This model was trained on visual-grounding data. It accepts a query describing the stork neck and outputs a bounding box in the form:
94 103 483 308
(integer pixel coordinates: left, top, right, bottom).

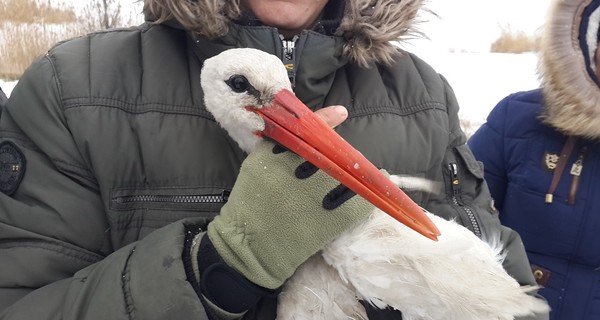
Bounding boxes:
280 34 299 88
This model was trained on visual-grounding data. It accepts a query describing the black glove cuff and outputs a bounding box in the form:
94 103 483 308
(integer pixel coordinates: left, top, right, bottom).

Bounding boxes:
196 235 276 314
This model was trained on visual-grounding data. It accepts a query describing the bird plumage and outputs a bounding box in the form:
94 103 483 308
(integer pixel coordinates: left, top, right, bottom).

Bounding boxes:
279 201 549 319
200 48 550 319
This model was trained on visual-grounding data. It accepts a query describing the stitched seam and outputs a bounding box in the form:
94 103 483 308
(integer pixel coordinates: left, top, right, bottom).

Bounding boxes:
63 97 212 114
52 158 95 177
65 103 215 120
0 131 38 150
44 53 67 110
0 131 92 177
0 240 104 263
112 185 231 192
0 132 95 184
108 213 218 226
347 101 446 119
122 246 137 320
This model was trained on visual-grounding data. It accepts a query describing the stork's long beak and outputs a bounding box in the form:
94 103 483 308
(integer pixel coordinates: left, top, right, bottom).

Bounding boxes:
251 89 440 241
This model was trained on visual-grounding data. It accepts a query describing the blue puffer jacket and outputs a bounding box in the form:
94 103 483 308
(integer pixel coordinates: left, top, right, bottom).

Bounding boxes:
469 88 600 319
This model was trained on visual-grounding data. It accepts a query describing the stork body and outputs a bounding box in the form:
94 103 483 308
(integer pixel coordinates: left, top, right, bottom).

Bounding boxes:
279 207 548 320
200 48 549 319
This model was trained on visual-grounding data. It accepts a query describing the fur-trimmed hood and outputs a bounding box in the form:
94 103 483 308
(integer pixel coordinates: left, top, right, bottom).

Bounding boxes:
539 0 600 138
143 0 426 67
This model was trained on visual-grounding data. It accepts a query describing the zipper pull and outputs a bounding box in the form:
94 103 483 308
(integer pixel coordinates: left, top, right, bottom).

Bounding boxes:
221 190 231 203
567 146 587 204
449 163 460 196
279 34 298 88
569 154 584 176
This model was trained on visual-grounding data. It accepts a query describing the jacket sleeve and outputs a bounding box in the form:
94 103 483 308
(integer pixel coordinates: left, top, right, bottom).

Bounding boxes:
426 77 548 320
467 97 510 211
0 56 209 319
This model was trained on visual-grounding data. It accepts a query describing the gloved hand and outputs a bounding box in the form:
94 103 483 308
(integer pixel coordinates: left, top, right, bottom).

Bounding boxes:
187 140 374 313
204 140 374 290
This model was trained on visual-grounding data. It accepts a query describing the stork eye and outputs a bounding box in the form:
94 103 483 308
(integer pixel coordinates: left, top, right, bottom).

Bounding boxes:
226 75 250 93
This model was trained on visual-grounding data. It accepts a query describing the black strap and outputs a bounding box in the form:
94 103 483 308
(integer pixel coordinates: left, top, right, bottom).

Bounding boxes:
197 236 276 314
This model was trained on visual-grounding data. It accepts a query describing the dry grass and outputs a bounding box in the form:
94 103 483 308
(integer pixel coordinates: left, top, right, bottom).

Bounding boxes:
0 23 81 80
0 0 80 79
0 0 76 24
460 118 484 139
490 25 539 53
0 0 142 80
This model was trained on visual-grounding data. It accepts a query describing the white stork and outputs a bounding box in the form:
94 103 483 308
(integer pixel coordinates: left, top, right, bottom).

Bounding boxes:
200 48 550 319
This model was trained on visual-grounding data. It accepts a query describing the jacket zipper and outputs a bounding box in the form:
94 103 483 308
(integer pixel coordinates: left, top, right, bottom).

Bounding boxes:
280 34 299 88
448 163 481 237
112 190 230 205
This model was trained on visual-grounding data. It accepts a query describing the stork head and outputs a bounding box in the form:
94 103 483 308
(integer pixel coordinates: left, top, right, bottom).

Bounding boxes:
201 48 440 241
201 48 291 152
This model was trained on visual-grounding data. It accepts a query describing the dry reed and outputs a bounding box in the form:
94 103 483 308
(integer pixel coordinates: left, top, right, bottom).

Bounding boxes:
0 23 81 80
490 25 540 53
0 0 141 80
0 0 76 24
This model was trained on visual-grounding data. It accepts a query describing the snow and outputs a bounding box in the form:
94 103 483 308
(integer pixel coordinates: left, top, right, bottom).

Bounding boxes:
0 80 17 98
419 0 549 53
414 51 540 130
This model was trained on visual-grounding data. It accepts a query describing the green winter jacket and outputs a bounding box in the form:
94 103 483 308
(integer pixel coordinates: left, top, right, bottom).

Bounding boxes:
0 7 542 320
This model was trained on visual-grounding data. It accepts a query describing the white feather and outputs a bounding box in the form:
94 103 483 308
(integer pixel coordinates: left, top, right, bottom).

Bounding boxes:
278 254 368 320
388 175 443 194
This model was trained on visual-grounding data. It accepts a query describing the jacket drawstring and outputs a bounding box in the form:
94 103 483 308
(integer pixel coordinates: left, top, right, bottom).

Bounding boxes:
545 136 578 203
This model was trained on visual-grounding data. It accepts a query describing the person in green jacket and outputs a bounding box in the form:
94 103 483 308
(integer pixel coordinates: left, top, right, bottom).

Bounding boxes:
0 0 547 319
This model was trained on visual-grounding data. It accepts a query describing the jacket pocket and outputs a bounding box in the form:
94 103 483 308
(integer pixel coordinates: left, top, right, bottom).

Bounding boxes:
455 144 485 179
107 186 229 249
110 187 229 211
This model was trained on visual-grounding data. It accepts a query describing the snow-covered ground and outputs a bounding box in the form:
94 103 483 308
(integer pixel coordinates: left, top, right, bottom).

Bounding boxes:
0 80 17 97
417 51 540 131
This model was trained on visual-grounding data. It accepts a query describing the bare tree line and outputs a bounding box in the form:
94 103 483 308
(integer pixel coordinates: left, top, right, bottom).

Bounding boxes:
81 0 143 33
0 0 143 79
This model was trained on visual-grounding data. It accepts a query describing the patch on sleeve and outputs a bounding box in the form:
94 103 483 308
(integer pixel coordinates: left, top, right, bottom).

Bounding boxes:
0 141 26 195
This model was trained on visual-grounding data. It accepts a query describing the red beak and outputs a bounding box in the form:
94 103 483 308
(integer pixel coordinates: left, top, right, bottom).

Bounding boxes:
251 89 440 241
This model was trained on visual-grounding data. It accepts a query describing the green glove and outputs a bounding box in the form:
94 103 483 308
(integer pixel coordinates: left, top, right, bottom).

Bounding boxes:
207 140 374 290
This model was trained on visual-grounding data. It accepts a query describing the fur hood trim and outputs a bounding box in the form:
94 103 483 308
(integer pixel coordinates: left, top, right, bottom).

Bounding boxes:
539 0 600 138
143 0 427 67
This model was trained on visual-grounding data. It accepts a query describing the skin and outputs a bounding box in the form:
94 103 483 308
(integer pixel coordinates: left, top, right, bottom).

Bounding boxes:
240 0 345 127
315 105 347 128
241 0 329 39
